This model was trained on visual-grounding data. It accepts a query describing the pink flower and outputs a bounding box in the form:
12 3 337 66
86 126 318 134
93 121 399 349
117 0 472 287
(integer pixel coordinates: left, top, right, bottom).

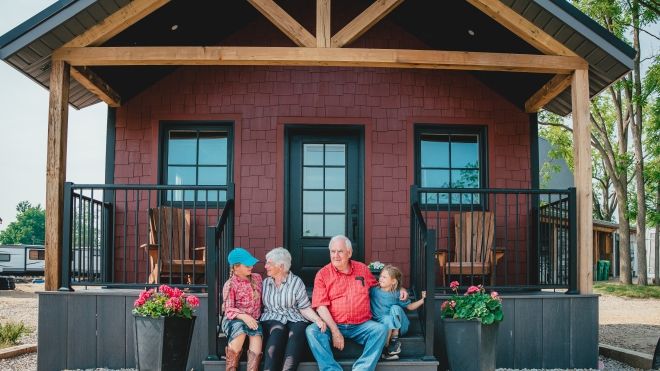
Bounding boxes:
165 297 183 312
450 281 459 290
490 291 499 299
134 297 146 307
441 301 448 310
159 284 173 297
186 295 200 307
450 300 456 308
466 285 480 295
171 287 184 298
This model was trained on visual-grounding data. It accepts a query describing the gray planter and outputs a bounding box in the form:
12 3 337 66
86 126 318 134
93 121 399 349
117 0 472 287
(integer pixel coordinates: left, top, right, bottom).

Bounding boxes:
134 315 196 371
443 319 499 371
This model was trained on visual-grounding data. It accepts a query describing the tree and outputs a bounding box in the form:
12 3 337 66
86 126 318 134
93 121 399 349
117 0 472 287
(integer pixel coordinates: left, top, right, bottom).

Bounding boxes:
0 201 45 245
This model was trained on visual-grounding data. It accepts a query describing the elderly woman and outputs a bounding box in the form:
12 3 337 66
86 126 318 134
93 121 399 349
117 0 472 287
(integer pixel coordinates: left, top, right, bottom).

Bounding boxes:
261 247 326 371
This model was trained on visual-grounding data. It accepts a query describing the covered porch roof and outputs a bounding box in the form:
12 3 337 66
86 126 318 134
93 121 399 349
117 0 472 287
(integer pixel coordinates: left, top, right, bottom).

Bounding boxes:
0 0 635 115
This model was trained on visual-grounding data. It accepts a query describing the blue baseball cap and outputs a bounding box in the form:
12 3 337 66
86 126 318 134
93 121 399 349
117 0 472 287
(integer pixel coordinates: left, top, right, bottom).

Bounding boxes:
228 247 259 267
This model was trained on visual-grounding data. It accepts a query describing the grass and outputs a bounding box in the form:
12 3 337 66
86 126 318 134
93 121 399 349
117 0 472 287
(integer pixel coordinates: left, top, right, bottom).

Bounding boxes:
594 281 660 299
0 321 31 349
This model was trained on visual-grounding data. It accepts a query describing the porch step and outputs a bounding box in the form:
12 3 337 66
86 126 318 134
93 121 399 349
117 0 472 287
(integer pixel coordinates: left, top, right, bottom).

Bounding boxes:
203 358 439 371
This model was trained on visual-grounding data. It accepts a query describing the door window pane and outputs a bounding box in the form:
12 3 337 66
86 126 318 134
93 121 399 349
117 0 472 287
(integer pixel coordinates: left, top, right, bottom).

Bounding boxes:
303 167 323 189
325 191 345 213
304 144 323 165
324 168 345 190
303 214 323 237
325 144 346 166
324 215 345 236
303 191 323 212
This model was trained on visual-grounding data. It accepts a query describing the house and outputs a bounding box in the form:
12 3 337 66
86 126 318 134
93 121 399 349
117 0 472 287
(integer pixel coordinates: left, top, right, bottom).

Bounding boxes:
0 0 635 370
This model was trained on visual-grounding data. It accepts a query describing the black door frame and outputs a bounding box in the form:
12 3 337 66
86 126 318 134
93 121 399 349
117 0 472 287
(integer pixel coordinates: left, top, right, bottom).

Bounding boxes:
283 124 365 275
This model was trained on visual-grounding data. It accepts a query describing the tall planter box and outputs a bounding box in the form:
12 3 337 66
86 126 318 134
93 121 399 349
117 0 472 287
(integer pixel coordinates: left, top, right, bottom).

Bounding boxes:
134 315 196 371
443 319 498 371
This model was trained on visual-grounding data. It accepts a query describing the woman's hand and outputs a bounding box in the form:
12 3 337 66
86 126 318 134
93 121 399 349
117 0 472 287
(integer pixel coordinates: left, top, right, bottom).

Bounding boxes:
331 329 345 350
315 319 327 333
239 314 259 330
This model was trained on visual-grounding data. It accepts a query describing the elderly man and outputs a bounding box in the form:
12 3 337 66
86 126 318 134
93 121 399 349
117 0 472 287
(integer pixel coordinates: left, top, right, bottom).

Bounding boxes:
306 235 405 371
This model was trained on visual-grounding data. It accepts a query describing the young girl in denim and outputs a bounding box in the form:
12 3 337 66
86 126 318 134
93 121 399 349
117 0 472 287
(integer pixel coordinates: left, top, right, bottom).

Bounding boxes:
222 247 263 371
369 264 426 360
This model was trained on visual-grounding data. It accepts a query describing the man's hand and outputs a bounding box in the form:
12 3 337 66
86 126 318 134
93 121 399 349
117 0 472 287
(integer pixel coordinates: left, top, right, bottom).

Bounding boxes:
399 287 409 301
239 314 259 330
331 329 345 350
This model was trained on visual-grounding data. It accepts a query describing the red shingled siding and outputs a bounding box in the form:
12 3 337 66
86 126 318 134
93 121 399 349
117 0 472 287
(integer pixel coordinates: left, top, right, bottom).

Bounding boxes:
113 17 530 281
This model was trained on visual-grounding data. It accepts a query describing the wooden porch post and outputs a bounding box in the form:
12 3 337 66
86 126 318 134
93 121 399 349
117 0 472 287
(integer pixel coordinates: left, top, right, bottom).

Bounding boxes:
571 69 593 293
44 60 70 291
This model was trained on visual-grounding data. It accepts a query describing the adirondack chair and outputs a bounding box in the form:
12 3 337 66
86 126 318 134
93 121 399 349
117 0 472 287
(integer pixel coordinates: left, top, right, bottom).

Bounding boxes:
142 206 206 284
436 211 505 286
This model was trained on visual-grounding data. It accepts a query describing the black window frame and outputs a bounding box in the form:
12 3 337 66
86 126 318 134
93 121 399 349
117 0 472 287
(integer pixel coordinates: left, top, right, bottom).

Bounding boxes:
414 124 488 209
159 121 233 207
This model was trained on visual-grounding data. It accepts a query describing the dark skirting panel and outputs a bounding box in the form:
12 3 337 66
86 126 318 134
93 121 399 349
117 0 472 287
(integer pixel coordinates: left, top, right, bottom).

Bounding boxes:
37 290 209 371
435 293 599 370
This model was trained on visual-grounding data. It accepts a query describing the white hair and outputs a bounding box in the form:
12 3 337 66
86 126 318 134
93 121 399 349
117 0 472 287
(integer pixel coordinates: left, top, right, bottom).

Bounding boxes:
328 235 353 253
265 247 292 272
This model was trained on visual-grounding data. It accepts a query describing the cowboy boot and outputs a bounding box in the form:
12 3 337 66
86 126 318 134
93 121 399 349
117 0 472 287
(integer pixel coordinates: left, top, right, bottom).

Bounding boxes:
225 346 242 371
247 349 263 371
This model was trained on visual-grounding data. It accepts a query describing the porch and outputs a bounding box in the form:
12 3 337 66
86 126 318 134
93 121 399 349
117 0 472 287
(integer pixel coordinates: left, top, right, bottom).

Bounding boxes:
38 183 597 370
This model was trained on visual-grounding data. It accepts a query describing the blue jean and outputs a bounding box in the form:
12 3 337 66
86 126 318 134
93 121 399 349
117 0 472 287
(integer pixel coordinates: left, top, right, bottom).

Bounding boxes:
305 320 387 371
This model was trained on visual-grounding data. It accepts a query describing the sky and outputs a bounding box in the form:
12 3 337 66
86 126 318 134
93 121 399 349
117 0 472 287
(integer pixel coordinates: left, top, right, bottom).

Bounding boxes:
0 1 657 232
0 1 107 231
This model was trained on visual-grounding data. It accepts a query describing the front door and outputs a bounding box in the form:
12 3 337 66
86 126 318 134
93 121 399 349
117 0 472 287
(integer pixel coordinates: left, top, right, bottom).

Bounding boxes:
286 127 363 284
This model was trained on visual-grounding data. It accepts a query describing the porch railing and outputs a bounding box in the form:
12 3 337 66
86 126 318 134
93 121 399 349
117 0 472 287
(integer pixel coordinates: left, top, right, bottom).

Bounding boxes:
410 189 436 360
411 186 577 292
61 182 233 290
205 185 234 361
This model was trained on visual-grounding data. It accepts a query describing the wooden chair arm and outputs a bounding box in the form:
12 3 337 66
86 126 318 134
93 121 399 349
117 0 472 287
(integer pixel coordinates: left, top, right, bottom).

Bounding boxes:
435 249 449 267
491 247 505 264
194 246 206 261
140 243 158 251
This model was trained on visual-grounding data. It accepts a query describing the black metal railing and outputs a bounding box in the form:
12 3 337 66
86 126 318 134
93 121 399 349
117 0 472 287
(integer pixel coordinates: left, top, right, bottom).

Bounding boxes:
411 186 577 292
206 184 235 361
61 182 233 290
410 187 436 359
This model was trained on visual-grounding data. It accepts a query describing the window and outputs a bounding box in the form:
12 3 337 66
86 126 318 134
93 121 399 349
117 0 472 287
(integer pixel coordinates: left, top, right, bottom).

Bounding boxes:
0 254 9 262
415 125 486 205
161 123 232 203
28 249 45 260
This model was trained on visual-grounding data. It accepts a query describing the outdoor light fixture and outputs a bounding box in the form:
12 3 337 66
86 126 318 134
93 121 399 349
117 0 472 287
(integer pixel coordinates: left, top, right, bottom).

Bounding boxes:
170 24 179 31
467 29 475 36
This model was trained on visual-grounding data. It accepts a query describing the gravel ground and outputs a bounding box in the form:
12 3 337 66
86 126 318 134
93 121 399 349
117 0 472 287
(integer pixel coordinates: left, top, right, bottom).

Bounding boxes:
0 284 657 370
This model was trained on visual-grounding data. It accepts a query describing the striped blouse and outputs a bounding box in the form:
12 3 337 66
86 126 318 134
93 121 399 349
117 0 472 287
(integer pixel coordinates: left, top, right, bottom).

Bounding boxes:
260 272 311 324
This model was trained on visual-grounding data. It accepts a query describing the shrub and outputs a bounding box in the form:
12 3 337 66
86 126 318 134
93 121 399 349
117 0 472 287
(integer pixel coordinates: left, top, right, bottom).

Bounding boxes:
440 281 503 325
0 321 30 347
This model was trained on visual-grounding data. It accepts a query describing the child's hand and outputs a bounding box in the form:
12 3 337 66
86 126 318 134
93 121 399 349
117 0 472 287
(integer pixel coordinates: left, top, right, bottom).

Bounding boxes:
421 291 426 299
242 315 259 330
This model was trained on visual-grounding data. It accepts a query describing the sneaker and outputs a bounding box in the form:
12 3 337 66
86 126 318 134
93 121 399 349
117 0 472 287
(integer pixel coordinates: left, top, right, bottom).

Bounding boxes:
387 337 402 355
381 352 399 361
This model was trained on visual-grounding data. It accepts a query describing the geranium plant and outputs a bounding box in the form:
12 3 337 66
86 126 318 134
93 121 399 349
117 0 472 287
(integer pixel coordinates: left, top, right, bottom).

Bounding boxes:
368 261 385 270
133 284 200 319
440 281 503 325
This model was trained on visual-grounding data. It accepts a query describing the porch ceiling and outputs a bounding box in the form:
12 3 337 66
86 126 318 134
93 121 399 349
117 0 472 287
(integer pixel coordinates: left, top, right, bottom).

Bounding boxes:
0 0 634 115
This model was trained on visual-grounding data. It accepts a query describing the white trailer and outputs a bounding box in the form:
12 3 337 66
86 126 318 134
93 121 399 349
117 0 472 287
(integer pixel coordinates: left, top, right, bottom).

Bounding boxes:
0 244 45 274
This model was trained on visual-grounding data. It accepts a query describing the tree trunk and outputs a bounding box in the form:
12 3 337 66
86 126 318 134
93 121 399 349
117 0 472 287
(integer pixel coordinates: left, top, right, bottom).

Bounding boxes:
631 0 647 285
655 185 659 285
616 188 632 284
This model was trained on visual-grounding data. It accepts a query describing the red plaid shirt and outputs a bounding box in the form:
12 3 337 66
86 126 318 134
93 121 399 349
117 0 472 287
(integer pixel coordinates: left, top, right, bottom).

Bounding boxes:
311 260 377 324
222 273 262 320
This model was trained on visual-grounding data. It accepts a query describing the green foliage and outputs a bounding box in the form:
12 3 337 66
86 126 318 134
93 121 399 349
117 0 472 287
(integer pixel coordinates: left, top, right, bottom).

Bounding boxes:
0 321 30 348
0 201 45 245
594 282 660 299
440 282 503 325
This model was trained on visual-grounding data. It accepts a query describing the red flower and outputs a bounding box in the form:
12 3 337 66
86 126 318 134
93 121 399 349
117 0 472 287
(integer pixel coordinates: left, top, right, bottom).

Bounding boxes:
165 297 183 312
466 285 480 295
159 284 173 297
171 287 184 298
186 295 200 307
450 281 459 290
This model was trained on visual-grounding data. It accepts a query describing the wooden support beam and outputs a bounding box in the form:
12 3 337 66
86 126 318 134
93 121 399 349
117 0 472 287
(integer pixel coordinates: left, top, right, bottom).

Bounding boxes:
331 0 404 48
64 0 170 47
70 66 121 107
571 69 593 294
317 0 331 47
247 0 316 48
45 60 70 291
53 46 588 73
465 0 577 57
525 74 572 112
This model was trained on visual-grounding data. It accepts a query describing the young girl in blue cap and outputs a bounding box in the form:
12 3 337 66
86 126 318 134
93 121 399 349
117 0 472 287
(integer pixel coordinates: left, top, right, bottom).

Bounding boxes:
222 247 263 371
